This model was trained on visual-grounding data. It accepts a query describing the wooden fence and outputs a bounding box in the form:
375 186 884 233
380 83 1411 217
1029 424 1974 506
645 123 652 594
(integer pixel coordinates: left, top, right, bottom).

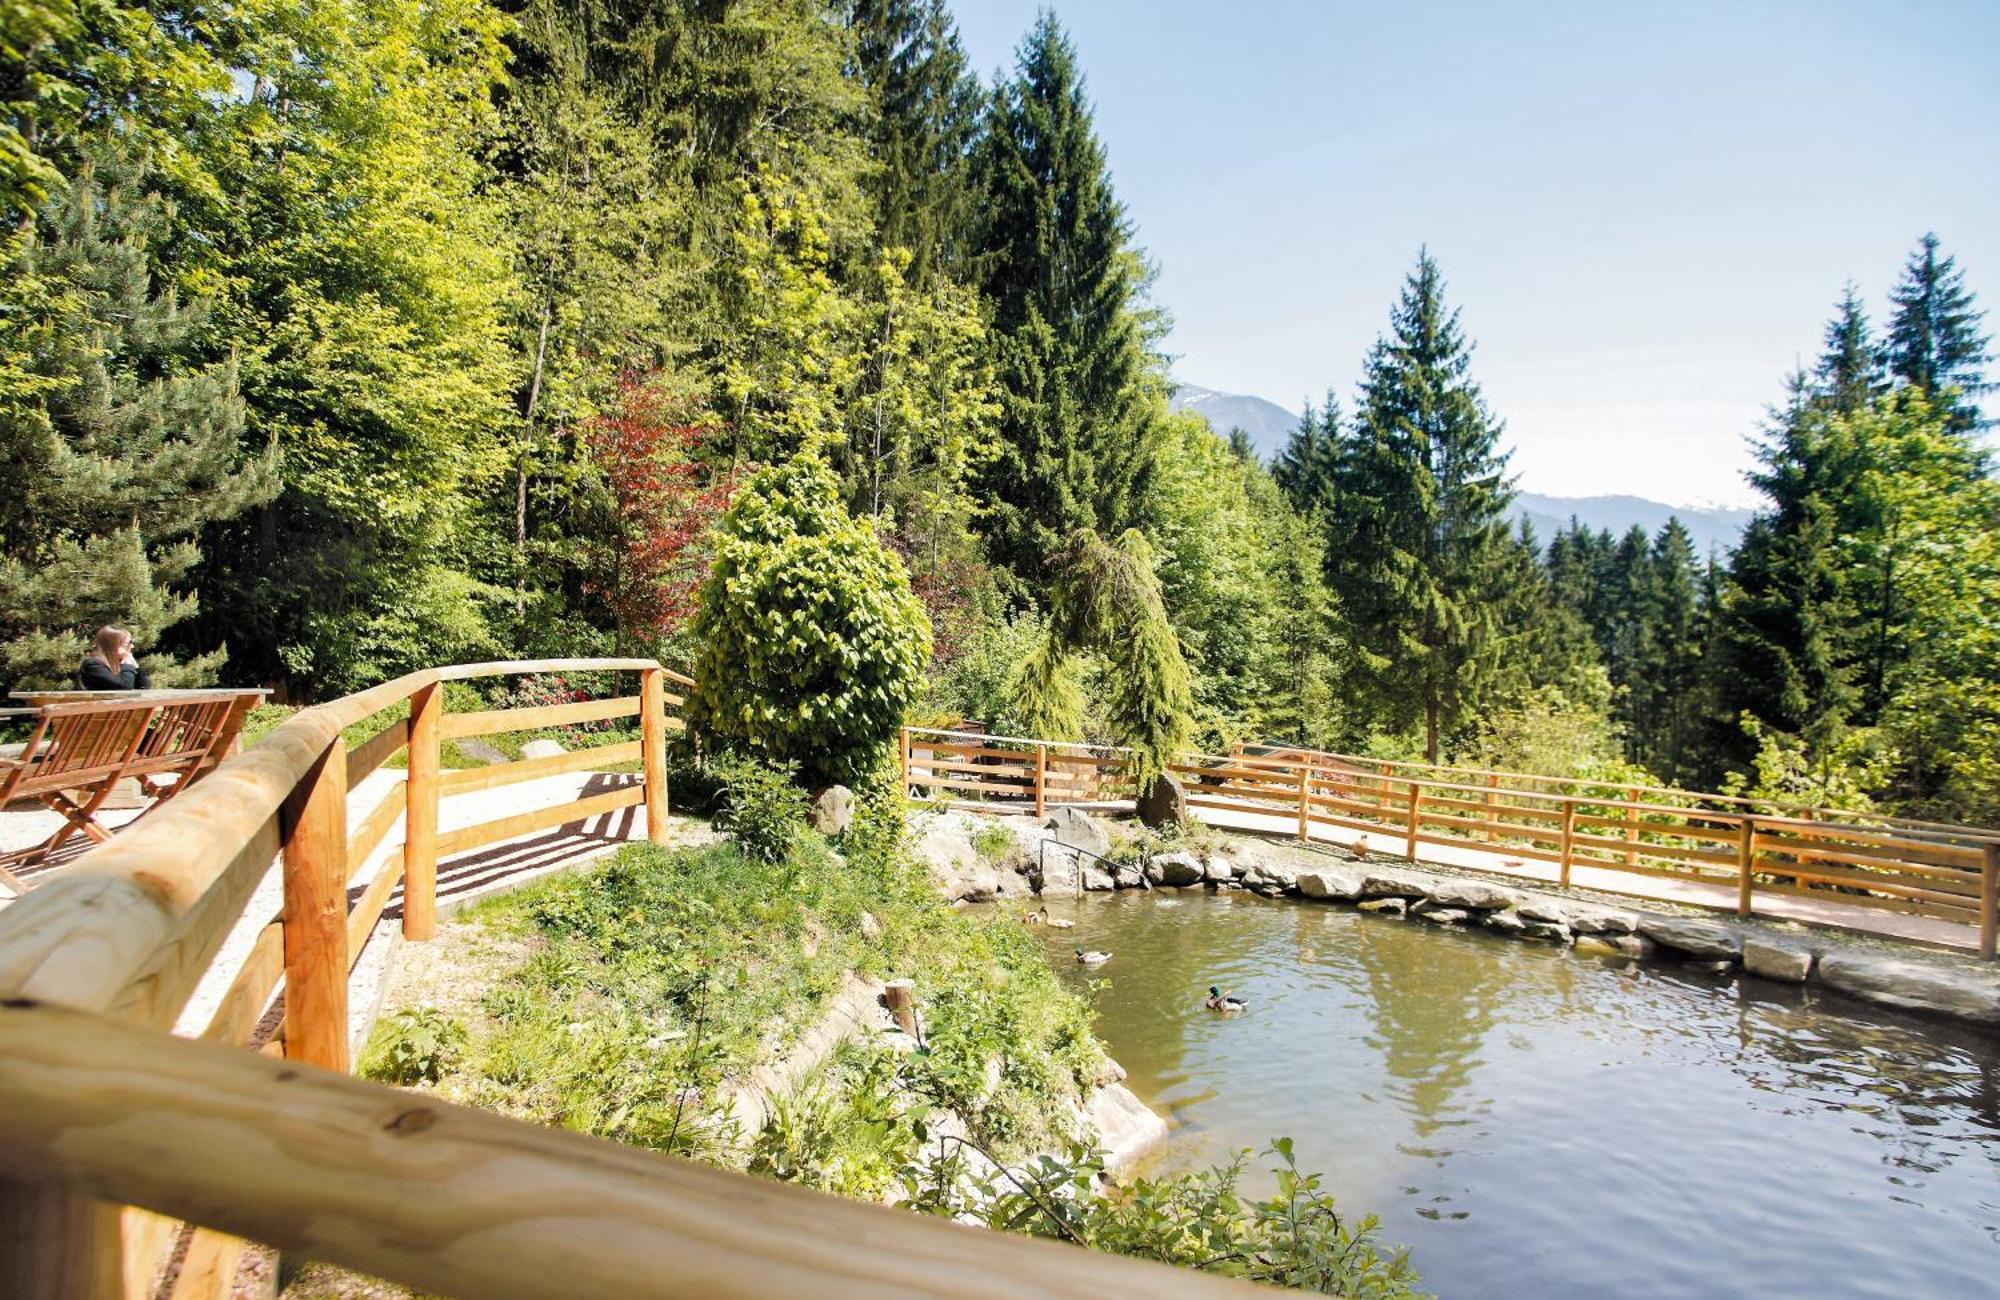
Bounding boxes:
0 662 1254 1300
900 727 2000 960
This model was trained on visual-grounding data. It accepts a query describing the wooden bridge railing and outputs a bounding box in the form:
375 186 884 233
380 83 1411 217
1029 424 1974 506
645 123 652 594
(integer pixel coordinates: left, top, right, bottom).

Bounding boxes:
900 727 2000 959
0 662 1255 1300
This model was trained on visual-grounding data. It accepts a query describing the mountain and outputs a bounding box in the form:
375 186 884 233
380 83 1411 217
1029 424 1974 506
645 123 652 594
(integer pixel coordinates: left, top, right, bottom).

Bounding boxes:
1513 493 1752 559
1168 381 1299 459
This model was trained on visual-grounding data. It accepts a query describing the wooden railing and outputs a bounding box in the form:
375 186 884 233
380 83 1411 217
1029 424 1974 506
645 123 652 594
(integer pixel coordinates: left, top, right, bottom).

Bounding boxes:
900 727 2000 959
0 662 1254 1300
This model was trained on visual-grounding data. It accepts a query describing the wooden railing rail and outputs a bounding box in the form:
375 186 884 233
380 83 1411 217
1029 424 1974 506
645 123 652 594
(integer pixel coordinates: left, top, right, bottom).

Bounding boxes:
900 727 2000 959
0 658 692 1298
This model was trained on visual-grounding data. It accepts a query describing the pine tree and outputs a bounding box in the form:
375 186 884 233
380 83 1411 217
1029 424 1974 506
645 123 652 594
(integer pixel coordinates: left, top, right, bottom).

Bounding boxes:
1272 394 1340 514
1641 518 1705 782
1330 250 1515 761
971 13 1164 581
1882 233 1989 429
0 155 277 690
1815 283 1878 413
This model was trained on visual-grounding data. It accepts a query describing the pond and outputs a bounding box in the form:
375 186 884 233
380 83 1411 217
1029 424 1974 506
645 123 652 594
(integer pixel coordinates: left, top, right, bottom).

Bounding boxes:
1029 890 2000 1299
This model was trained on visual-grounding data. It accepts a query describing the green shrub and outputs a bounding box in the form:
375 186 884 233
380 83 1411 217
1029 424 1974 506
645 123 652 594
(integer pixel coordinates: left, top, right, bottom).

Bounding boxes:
686 454 931 786
361 1007 468 1086
712 753 812 863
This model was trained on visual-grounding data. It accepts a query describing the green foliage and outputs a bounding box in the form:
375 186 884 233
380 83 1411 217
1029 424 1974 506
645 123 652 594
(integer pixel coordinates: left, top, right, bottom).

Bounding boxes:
749 1044 927 1200
361 1007 469 1086
688 454 932 786
711 752 812 864
1720 715 1898 814
904 1139 1424 1298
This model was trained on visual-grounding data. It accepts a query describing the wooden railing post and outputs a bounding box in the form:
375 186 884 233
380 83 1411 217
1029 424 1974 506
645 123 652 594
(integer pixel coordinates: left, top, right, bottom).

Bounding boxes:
1558 799 1577 888
1980 842 1996 961
1736 816 1756 918
1484 773 1499 842
1034 742 1047 818
1404 781 1421 862
281 738 351 1072
1295 758 1310 842
1380 762 1394 819
1624 787 1640 866
403 681 441 942
639 667 670 846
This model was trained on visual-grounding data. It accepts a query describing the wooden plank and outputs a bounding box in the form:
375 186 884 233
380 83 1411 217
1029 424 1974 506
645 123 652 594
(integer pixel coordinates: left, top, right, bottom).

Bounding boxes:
198 922 284 1046
1568 832 1740 868
905 757 1037 780
347 780 405 876
346 856 405 964
640 669 669 846
433 786 647 859
1034 744 1046 820
1558 802 1577 887
1750 859 1982 911
345 719 408 787
1985 844 1997 961
166 1227 248 1300
1573 812 1741 846
440 695 641 740
1751 835 1985 884
440 742 644 795
403 683 441 943
120 1206 179 1300
907 742 1040 763
279 743 349 1074
1756 879 1977 923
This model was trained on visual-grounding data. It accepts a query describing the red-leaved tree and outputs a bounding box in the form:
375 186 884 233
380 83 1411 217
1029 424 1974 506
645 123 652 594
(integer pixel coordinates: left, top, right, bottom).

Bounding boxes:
587 373 735 649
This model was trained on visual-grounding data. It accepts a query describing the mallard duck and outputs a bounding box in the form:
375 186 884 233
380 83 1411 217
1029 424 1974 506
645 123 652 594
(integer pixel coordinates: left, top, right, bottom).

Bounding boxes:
1043 909 1076 930
1205 985 1247 1013
1075 948 1112 966
1021 909 1044 924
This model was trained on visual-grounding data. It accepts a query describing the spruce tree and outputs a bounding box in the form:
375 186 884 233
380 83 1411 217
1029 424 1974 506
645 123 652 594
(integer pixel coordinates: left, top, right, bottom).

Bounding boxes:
0 155 276 690
1641 518 1705 782
1815 283 1878 413
1882 233 1989 429
1272 394 1340 514
1331 250 1515 761
971 13 1164 581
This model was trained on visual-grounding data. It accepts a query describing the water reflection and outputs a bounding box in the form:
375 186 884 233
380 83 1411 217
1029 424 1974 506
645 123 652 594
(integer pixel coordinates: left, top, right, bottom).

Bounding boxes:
1027 891 2000 1299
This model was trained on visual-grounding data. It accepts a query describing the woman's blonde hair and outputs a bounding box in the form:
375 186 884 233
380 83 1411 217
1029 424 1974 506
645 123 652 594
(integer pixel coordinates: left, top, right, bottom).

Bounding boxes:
92 625 132 663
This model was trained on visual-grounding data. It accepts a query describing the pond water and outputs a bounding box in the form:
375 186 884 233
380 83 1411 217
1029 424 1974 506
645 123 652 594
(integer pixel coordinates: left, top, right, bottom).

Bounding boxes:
1028 890 2000 1299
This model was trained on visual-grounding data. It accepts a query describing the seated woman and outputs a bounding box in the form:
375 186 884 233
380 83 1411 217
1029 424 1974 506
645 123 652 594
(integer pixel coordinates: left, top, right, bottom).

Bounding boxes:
77 626 152 691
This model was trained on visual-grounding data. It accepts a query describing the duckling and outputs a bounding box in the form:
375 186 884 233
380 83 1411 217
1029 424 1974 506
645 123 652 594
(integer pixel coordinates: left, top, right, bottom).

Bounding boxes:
1075 948 1113 967
1205 985 1247 1013
1020 908 1044 925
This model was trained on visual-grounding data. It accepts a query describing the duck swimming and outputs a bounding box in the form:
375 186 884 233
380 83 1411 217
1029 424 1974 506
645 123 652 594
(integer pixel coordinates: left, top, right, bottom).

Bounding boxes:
1204 985 1247 1013
1075 948 1112 966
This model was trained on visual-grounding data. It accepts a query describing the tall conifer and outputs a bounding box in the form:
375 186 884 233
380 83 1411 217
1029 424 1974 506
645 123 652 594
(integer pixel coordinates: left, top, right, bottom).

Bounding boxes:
1883 233 1989 429
1331 250 1514 761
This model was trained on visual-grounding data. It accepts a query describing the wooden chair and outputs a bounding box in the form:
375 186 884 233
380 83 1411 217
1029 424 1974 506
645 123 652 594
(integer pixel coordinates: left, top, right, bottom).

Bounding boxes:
0 697 160 887
127 694 241 803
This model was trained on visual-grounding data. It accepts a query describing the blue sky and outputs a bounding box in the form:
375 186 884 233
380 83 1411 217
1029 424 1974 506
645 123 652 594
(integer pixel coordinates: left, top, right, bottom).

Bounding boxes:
954 2 2000 507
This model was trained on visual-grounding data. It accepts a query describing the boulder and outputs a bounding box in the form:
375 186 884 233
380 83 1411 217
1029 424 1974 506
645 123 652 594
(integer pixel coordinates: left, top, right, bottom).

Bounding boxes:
1637 917 1742 961
1037 849 1081 896
1203 856 1236 884
1257 860 1301 891
1417 907 1469 926
1519 919 1573 944
1297 864 1365 901
1042 807 1112 860
1082 865 1116 892
809 785 853 837
1742 937 1813 983
1483 909 1528 936
859 911 882 940
1136 772 1190 829
519 738 566 761
1357 897 1407 917
1568 907 1639 936
954 868 1002 903
1426 879 1519 912
455 738 510 766
1515 898 1571 926
1577 933 1654 961
914 822 977 878
1114 864 1145 890
1816 952 2000 1025
1361 872 1429 899
1153 851 1205 887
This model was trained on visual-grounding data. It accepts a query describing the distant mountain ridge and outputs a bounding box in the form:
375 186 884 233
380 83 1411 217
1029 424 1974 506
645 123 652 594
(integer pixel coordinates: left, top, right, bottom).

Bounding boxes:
1169 379 1754 558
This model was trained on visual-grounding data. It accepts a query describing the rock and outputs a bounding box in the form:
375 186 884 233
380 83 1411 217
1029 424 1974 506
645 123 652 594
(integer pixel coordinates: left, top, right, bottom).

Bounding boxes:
1519 920 1573 944
1568 908 1639 936
1037 849 1081 896
809 785 853 837
1637 917 1742 961
1357 897 1407 917
1417 907 1469 926
913 821 999 902
1297 864 1365 901
1083 1082 1169 1174
958 868 1003 903
1742 937 1813 983
1426 879 1519 912
1816 952 2000 1025
1082 864 1116 892
1042 807 1111 859
1114 864 1145 890
1136 772 1190 829
1153 851 1204 887
859 911 882 940
1203 856 1235 884
1483 910 1528 936
1576 933 1654 960
1257 860 1301 891
519 738 566 761
454 737 510 765
1093 1056 1129 1086
1515 898 1571 926
1361 872 1429 899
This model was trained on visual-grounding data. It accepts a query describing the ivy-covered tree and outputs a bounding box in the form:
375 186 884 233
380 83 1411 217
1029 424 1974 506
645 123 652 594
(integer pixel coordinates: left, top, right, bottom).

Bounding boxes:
0 157 277 690
687 454 931 787
1330 250 1515 762
972 13 1165 581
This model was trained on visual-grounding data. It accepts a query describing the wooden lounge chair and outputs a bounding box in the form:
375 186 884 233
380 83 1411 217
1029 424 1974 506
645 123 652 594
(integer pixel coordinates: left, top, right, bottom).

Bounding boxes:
0 697 160 887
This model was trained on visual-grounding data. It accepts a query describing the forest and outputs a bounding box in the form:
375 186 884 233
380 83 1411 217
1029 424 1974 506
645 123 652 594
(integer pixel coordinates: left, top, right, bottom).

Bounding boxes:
1 0 1993 824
